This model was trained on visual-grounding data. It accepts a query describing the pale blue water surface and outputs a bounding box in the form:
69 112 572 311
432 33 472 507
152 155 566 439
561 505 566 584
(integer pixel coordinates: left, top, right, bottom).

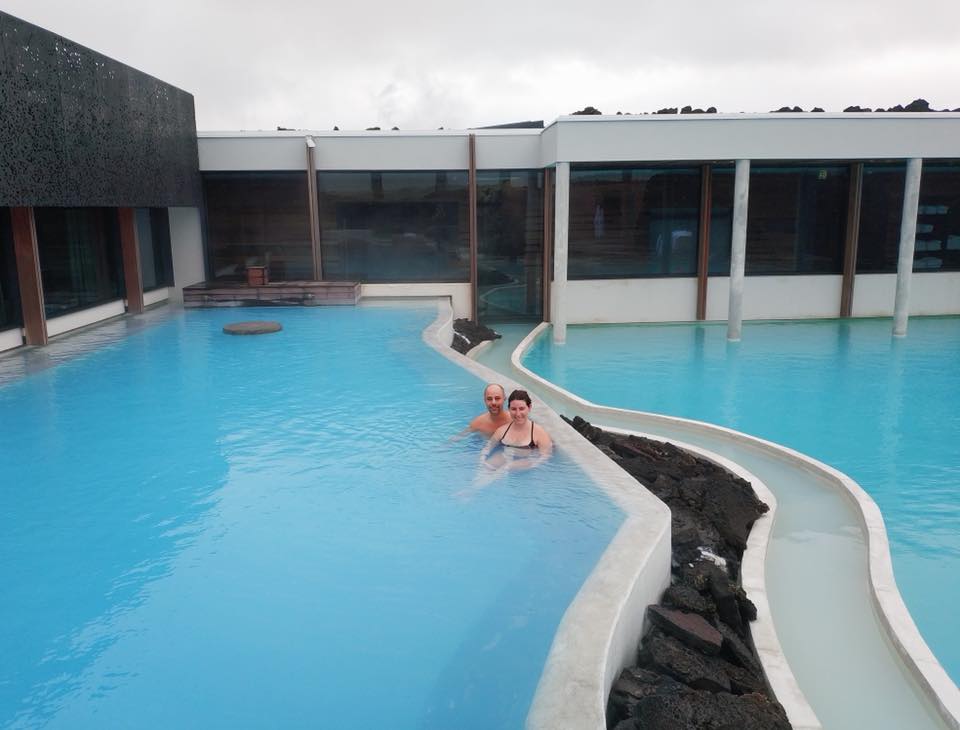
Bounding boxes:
0 305 622 729
524 317 960 685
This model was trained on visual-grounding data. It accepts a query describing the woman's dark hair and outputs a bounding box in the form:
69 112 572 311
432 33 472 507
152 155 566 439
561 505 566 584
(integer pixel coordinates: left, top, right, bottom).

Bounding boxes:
508 389 532 406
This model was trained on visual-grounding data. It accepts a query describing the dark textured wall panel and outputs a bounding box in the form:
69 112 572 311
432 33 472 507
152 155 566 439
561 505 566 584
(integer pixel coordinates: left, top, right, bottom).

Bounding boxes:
0 12 201 207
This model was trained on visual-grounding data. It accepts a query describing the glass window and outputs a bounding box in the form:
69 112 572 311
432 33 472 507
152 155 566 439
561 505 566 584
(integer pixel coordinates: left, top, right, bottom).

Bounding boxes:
35 207 123 318
318 171 469 283
203 172 313 282
857 163 905 273
745 164 848 275
708 165 734 275
477 170 544 322
568 166 701 279
0 208 22 331
137 208 174 291
915 162 960 272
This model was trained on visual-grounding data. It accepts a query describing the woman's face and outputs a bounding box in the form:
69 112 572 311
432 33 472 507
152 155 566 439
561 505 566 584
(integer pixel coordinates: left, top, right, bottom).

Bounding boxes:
509 398 530 423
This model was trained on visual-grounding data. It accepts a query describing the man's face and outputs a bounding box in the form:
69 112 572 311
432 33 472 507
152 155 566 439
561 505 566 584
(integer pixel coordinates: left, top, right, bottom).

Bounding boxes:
484 386 505 416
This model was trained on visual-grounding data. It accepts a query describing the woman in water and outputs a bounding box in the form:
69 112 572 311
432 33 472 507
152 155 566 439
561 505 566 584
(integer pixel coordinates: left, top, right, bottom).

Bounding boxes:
479 389 552 475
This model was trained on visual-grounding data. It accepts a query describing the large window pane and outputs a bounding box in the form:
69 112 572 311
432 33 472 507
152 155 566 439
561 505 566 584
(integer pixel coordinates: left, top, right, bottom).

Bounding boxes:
0 208 21 330
137 208 174 291
857 163 905 273
708 165 734 275
477 170 543 322
569 166 701 278
915 162 960 272
35 207 123 318
203 172 313 282
318 171 469 282
745 164 848 275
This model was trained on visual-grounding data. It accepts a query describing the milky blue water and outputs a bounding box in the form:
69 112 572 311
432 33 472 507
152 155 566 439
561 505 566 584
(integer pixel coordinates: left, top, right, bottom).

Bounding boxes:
0 305 622 729
524 317 960 685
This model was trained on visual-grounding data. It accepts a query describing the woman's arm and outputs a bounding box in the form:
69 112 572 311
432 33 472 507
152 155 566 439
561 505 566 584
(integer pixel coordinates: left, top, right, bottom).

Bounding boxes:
534 424 553 455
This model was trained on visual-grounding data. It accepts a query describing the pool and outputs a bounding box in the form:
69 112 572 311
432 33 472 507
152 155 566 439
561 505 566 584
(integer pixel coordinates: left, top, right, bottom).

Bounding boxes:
523 317 960 688
0 305 622 729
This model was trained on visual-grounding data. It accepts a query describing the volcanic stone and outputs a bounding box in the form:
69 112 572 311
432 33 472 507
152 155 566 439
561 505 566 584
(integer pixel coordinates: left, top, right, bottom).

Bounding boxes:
644 633 731 693
661 584 716 618
647 605 723 655
615 689 791 730
717 620 762 675
608 667 688 725
222 321 282 335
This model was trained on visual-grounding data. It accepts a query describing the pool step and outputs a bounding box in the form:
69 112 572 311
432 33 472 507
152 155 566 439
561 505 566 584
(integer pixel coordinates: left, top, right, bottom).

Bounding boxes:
183 281 361 308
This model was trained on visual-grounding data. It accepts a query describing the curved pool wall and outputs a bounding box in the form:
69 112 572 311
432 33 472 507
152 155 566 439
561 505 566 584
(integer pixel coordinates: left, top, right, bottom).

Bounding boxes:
511 322 960 730
423 301 672 730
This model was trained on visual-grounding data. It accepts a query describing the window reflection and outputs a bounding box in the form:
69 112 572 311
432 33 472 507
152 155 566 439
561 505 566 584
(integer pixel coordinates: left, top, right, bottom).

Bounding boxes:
569 166 701 279
745 164 848 275
857 163 905 273
915 162 960 272
0 208 21 330
709 166 734 275
203 172 313 282
136 208 174 291
35 207 123 318
318 171 469 282
477 170 544 322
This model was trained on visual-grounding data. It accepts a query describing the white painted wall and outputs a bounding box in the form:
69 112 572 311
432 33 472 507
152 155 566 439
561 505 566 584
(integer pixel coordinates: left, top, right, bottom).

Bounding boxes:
742 275 843 320
852 274 897 317
850 272 960 318
143 288 170 307
565 278 699 323
314 134 468 170
551 114 960 165
706 277 731 321
0 327 24 353
199 130 547 173
47 300 125 338
360 283 471 318
475 132 542 170
909 271 960 315
199 135 307 171
538 124 558 168
169 207 206 302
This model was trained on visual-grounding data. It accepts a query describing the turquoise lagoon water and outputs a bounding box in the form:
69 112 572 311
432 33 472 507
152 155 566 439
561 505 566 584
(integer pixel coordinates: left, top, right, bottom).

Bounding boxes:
523 317 960 685
0 306 622 729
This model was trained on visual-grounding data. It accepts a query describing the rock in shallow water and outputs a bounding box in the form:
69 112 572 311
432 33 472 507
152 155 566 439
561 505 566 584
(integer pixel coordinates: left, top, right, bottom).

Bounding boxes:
222 321 282 335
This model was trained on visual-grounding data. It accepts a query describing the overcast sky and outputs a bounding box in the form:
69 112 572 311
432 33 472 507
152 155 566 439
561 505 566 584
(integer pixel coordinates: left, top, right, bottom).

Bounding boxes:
4 0 959 131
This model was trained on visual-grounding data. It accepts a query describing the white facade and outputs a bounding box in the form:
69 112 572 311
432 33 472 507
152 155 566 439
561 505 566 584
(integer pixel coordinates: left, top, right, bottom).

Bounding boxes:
181 115 960 326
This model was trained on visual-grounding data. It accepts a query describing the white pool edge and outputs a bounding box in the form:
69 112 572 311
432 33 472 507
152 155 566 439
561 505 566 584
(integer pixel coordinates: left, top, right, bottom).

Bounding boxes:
512 322 960 730
422 301 672 730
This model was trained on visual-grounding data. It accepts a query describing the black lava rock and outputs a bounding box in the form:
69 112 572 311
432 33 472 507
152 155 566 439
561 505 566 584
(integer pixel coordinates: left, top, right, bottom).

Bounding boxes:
450 318 500 355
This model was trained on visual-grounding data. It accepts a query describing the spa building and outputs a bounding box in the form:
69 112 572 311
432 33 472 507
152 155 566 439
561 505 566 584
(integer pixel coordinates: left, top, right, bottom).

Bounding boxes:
2 12 959 355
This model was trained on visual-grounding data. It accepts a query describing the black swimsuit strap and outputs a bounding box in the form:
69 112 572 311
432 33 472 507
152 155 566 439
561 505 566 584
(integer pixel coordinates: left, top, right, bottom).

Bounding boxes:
499 421 513 444
529 420 536 448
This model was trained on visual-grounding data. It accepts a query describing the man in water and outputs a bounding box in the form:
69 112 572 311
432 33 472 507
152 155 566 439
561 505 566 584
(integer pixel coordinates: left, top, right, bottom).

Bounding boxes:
467 383 512 436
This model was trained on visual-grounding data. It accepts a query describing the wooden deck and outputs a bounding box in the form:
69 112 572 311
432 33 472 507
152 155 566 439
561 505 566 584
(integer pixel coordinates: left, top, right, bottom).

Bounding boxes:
183 280 361 308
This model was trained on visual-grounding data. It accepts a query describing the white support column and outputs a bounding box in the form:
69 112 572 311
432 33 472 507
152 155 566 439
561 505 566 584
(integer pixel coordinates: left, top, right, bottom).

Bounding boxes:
552 162 570 344
893 158 923 337
727 159 750 341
